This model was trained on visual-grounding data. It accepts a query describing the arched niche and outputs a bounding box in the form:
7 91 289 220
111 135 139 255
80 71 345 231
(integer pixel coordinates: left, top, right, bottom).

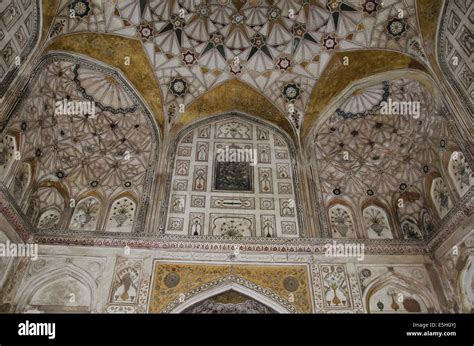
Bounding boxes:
69 196 102 232
448 151 473 197
34 186 66 230
105 195 137 233
15 265 97 313
393 187 425 238
182 290 278 314
164 113 301 238
400 217 423 240
37 208 62 231
430 177 453 218
368 283 429 313
25 276 92 313
364 275 437 313
327 202 357 239
3 53 160 234
362 205 393 239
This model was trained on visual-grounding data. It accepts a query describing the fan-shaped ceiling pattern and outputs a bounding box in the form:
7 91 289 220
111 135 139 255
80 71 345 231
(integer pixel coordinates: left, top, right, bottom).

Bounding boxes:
314 78 449 204
5 54 159 203
48 0 426 130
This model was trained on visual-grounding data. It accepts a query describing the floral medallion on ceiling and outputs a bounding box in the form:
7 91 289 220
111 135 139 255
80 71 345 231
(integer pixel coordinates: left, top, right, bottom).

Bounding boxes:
48 0 425 131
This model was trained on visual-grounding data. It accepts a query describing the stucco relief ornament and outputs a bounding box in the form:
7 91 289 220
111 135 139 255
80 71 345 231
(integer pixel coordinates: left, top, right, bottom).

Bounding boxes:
276 56 291 72
137 23 156 42
169 78 188 97
362 0 380 15
282 83 301 102
323 35 337 50
182 50 197 65
387 17 407 38
71 0 91 18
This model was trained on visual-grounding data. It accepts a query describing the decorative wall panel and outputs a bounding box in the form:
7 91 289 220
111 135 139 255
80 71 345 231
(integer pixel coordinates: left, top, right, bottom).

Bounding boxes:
165 116 300 238
0 0 41 96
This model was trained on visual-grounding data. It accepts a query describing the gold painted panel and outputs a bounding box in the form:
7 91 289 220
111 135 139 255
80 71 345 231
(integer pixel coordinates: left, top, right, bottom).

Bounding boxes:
149 262 312 313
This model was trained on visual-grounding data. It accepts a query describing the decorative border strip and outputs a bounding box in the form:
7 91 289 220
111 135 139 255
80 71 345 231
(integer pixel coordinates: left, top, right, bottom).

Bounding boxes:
2 184 471 255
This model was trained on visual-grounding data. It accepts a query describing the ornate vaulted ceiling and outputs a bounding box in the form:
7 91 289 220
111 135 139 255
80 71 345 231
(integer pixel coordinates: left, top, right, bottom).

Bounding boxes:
44 0 429 135
0 0 471 247
313 79 451 237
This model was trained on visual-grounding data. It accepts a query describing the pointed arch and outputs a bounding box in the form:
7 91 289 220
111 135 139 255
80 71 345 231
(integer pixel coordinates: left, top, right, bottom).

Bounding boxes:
163 112 302 238
448 151 473 197
171 79 295 142
69 195 103 232
327 200 358 239
400 217 423 240
15 263 98 313
45 33 164 129
34 185 66 229
364 272 438 313
104 192 138 233
3 52 161 234
169 281 293 314
430 177 453 218
362 202 394 239
302 56 431 143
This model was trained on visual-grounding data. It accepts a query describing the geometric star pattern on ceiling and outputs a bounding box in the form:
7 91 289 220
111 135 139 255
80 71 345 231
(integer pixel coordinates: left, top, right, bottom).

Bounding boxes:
7 56 156 203
49 0 425 131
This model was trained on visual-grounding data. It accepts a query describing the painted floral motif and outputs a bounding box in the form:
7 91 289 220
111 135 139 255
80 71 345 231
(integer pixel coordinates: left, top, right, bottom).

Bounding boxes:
363 206 392 239
69 197 101 231
71 0 91 18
